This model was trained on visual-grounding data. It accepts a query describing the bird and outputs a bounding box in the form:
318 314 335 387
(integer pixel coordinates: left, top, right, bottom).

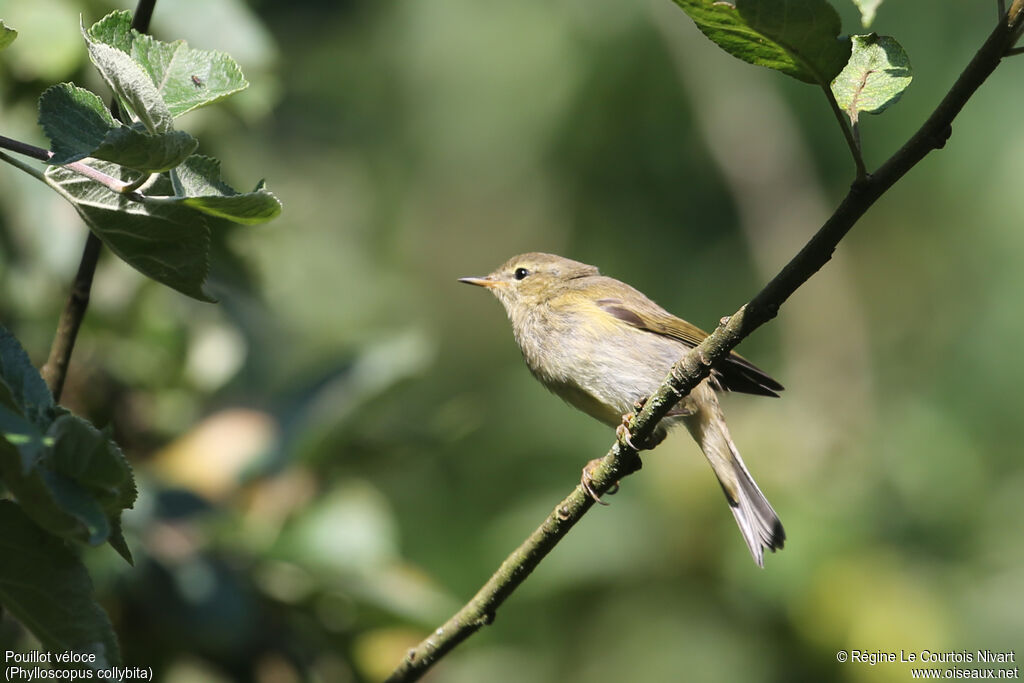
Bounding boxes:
460 252 785 567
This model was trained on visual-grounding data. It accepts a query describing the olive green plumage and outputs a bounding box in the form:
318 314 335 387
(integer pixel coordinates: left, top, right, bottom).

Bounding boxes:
461 252 785 567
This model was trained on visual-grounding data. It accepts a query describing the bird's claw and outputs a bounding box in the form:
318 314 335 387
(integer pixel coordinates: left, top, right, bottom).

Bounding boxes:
580 458 613 505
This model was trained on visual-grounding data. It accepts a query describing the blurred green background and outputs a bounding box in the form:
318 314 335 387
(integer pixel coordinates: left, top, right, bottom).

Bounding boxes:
1 0 1022 681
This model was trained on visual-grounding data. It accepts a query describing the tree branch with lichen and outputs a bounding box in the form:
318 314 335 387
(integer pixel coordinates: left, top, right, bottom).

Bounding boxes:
384 5 1024 682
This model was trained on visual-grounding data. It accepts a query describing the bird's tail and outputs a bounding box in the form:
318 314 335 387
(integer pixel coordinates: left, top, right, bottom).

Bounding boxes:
682 386 785 567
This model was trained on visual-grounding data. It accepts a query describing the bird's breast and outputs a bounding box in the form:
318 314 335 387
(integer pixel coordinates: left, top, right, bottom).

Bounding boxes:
510 306 685 426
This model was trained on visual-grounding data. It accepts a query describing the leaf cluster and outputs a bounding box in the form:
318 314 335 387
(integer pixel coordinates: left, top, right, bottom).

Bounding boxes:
0 326 131 670
36 10 281 301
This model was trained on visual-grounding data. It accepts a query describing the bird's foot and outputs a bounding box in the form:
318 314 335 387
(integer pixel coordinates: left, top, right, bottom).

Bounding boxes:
580 458 618 505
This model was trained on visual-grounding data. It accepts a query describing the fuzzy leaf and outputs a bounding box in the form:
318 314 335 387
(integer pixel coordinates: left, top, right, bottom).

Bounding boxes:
831 33 911 123
39 83 198 171
38 83 117 164
170 155 282 224
86 10 132 54
131 32 248 118
83 23 174 133
85 10 248 119
671 0 851 85
94 126 198 172
44 161 213 301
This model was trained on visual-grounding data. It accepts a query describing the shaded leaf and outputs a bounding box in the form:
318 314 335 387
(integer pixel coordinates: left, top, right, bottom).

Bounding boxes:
48 413 137 515
852 0 883 28
83 24 173 133
44 161 214 301
671 0 851 85
830 34 911 123
0 440 98 544
0 500 121 670
0 20 16 50
95 126 198 172
0 325 54 427
170 155 282 224
0 407 46 474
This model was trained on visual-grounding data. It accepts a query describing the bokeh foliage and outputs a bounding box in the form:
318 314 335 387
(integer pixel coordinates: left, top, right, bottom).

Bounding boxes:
1 0 1022 681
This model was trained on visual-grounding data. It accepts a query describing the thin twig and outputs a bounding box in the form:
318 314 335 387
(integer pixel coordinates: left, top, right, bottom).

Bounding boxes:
0 136 145 199
823 85 868 181
385 7 1024 682
40 0 159 401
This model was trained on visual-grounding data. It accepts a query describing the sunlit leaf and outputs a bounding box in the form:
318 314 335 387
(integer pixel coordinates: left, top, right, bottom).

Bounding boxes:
86 10 248 120
671 0 851 85
830 34 911 124
82 21 174 133
170 155 282 224
86 9 132 54
132 32 249 118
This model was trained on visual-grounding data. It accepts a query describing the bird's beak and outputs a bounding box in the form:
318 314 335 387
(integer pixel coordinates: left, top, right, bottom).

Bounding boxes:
458 276 500 288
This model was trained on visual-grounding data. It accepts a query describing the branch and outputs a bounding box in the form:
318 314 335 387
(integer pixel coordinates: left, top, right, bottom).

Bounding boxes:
39 0 158 401
385 7 1024 682
0 135 146 200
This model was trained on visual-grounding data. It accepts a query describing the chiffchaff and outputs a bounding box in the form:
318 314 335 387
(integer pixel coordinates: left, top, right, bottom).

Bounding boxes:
460 252 785 567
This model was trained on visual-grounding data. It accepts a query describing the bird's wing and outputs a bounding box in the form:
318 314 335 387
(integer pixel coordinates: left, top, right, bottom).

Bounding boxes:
595 297 784 398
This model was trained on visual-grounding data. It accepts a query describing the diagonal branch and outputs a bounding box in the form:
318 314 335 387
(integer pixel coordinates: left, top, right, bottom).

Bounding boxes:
384 5 1024 682
40 0 159 401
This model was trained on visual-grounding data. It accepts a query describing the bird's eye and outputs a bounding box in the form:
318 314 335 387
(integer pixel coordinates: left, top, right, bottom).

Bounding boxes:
513 267 530 281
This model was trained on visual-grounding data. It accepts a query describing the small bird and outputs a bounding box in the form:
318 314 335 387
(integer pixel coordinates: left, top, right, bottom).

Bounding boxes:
460 252 785 567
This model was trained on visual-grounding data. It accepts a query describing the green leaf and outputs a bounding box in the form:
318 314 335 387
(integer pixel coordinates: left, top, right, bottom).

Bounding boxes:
0 20 17 50
851 0 882 28
0 325 54 427
94 126 199 173
39 83 198 171
131 32 249 118
48 413 137 516
0 500 121 670
671 0 851 85
170 155 282 224
39 83 118 164
830 34 911 124
0 407 46 474
44 161 214 301
0 439 99 544
86 10 248 119
86 10 133 54
82 23 174 133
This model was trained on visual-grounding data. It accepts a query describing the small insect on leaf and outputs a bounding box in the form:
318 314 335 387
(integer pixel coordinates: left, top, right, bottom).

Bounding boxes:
191 75 204 88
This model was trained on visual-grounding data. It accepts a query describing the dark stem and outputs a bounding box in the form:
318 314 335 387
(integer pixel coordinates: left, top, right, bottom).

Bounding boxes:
40 0 158 401
41 235 102 400
384 7 1024 682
